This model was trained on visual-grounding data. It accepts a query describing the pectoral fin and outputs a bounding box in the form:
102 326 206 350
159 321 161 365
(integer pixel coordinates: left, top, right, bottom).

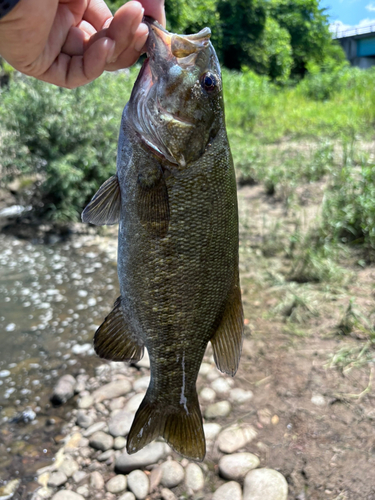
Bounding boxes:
211 271 244 376
136 166 170 237
81 175 121 225
94 297 144 362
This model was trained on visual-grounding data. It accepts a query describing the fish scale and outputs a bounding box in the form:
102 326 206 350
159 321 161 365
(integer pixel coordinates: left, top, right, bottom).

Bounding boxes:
82 18 243 460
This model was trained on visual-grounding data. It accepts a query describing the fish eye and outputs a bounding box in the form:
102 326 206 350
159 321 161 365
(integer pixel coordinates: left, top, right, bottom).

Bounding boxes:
201 72 218 93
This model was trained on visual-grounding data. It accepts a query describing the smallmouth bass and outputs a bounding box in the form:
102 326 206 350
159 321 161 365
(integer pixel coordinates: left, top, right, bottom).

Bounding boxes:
82 18 243 461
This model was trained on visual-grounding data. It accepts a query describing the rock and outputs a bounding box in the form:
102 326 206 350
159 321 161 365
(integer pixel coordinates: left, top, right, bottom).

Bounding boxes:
134 349 150 369
229 388 253 404
78 437 89 447
106 475 127 494
47 471 68 487
108 410 134 437
219 453 260 480
127 470 149 500
160 488 177 500
37 473 50 488
217 424 257 454
118 494 135 500
89 431 114 451
114 436 127 450
199 362 211 376
212 481 242 500
160 460 185 488
80 447 94 458
72 471 87 484
109 397 126 411
200 387 216 402
97 449 114 462
76 412 94 428
149 466 162 492
206 367 220 381
185 463 204 492
133 376 150 392
59 458 79 478
203 422 221 440
257 408 272 426
124 393 145 413
90 471 104 490
243 469 288 500
83 421 107 437
0 479 21 500
31 486 54 500
311 394 325 406
211 377 232 394
75 486 89 499
51 492 85 500
78 396 94 410
204 400 231 419
115 442 170 473
51 375 76 405
92 380 132 403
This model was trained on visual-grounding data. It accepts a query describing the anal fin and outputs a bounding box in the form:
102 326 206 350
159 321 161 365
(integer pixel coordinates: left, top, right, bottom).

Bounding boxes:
82 175 121 226
211 270 244 376
94 297 144 362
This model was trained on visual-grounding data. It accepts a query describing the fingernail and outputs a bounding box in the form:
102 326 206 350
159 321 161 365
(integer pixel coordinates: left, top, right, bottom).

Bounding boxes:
134 30 148 52
106 39 116 64
131 8 144 34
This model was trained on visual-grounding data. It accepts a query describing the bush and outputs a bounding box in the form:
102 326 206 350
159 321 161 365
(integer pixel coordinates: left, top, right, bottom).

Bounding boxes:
0 69 137 221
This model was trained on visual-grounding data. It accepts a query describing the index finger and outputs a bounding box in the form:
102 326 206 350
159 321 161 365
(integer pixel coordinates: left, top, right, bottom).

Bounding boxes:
139 0 165 27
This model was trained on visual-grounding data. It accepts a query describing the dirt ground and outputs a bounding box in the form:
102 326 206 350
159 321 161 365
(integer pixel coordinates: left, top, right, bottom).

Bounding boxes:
205 183 375 500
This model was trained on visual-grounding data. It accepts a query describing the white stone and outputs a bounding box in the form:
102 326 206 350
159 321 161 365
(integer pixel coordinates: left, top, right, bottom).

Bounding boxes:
199 363 211 376
92 380 132 403
219 453 260 480
115 442 170 473
217 424 257 454
200 387 216 402
108 410 134 437
106 475 127 494
114 436 127 450
160 460 185 488
203 423 222 440
118 494 135 500
206 367 220 381
204 400 231 419
78 396 94 409
127 470 149 500
160 488 177 500
133 376 150 392
125 393 145 413
90 471 104 490
51 492 85 500
83 421 107 437
211 377 232 394
212 481 242 500
58 458 79 478
89 431 113 451
135 350 150 369
47 472 67 487
229 388 253 404
243 468 288 500
185 463 204 492
311 394 325 406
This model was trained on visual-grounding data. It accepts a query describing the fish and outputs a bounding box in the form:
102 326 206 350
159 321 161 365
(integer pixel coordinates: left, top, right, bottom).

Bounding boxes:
81 17 244 461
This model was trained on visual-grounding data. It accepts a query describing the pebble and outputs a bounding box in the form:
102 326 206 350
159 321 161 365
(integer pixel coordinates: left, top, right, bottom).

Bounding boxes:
108 410 134 437
0 479 21 500
47 471 68 487
203 422 222 440
115 442 170 473
51 375 76 405
124 393 145 413
200 387 216 402
127 470 149 500
114 436 127 450
243 468 288 500
212 481 242 500
92 380 132 403
75 486 89 498
83 421 107 437
219 453 260 480
89 431 114 451
59 458 79 478
97 449 114 462
118 494 135 500
133 376 150 392
106 475 127 494
72 471 87 484
229 388 253 404
80 447 94 458
76 412 94 428
185 463 204 492
78 396 94 410
134 350 150 369
217 424 257 453
199 362 211 376
160 460 185 488
311 394 325 406
204 400 231 419
109 397 126 411
31 486 54 500
90 471 104 490
211 377 232 394
160 488 177 500
149 466 162 492
51 491 85 500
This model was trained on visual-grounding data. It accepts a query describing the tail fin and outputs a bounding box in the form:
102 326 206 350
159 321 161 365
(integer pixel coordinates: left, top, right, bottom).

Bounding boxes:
126 390 205 461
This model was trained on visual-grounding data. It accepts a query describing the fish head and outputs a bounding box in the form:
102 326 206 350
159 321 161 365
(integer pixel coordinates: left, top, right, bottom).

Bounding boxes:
128 17 223 167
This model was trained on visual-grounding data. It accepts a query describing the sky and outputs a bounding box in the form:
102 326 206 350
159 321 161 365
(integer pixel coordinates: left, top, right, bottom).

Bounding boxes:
320 0 375 33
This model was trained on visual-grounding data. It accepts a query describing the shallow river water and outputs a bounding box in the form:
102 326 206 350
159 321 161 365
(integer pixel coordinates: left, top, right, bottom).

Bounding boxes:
0 232 118 489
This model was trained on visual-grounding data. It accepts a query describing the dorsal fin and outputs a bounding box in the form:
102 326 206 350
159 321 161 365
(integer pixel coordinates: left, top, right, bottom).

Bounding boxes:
82 175 121 226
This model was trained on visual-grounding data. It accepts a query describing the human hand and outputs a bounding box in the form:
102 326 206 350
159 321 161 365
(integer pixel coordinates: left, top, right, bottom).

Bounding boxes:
0 0 165 89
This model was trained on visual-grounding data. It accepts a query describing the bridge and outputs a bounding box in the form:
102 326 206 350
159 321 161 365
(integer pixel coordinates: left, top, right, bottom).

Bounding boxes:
332 24 375 68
